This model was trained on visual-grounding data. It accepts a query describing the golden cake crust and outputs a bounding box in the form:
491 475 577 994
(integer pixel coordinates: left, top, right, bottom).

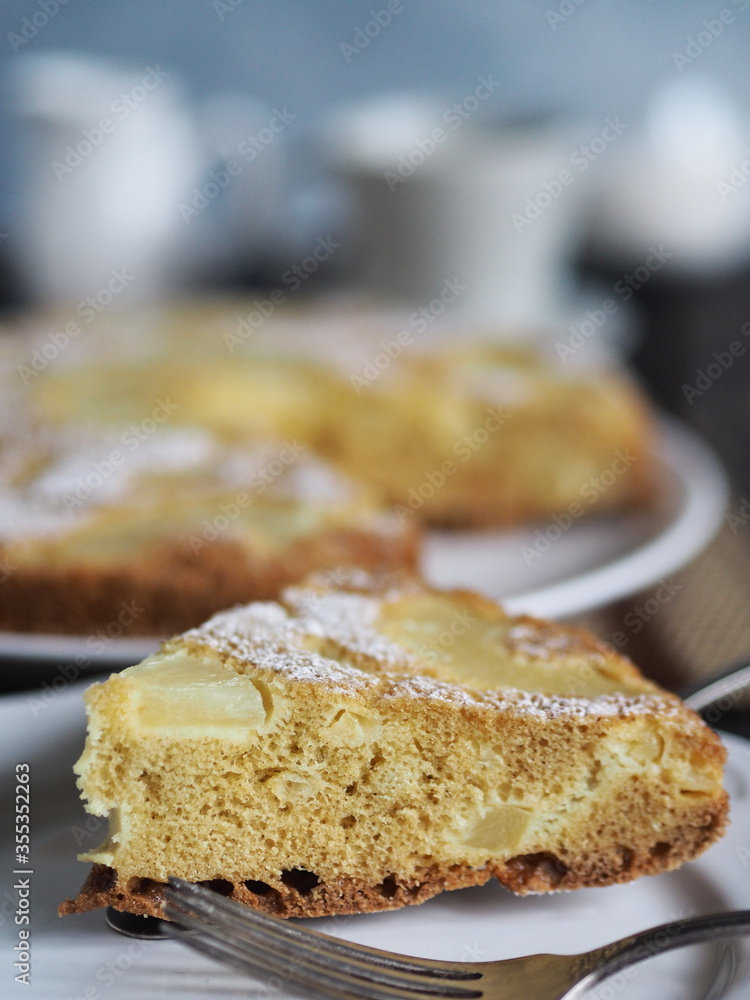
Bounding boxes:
0 528 418 637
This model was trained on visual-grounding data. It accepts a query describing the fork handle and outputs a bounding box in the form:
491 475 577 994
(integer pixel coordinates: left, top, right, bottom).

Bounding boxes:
578 910 750 988
683 659 750 713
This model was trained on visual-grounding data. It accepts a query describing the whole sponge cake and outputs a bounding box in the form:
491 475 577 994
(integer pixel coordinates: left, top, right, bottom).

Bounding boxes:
61 573 727 920
4 299 655 528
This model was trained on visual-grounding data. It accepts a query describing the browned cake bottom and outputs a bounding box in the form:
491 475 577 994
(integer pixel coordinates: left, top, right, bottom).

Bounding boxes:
1 528 418 638
60 800 727 921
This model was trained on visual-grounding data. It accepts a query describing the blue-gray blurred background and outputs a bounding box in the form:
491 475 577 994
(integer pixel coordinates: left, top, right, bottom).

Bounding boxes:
0 0 749 489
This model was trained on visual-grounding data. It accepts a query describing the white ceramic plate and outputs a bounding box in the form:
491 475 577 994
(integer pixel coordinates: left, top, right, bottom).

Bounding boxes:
0 416 728 668
0 682 748 999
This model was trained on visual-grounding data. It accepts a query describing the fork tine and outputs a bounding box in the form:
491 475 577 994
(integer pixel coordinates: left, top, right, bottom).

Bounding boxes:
168 923 363 1000
166 890 482 1000
165 879 481 982
166 905 484 1000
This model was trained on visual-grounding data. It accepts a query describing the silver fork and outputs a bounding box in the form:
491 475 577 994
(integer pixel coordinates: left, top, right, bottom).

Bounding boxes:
683 658 750 714
163 880 750 1000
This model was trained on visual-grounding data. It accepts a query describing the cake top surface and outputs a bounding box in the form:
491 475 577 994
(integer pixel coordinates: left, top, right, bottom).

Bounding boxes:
171 571 681 721
0 298 627 422
0 423 387 548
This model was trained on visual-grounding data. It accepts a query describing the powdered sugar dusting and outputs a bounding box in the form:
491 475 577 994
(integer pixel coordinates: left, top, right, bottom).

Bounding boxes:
0 424 390 544
0 425 215 542
276 462 355 506
464 367 536 408
507 624 598 660
177 600 375 693
178 577 680 720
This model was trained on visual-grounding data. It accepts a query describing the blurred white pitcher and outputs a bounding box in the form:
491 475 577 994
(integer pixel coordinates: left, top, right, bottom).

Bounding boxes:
7 53 286 304
325 95 587 332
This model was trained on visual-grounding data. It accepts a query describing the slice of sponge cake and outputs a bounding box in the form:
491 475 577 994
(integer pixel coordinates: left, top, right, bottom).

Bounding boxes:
61 573 727 919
